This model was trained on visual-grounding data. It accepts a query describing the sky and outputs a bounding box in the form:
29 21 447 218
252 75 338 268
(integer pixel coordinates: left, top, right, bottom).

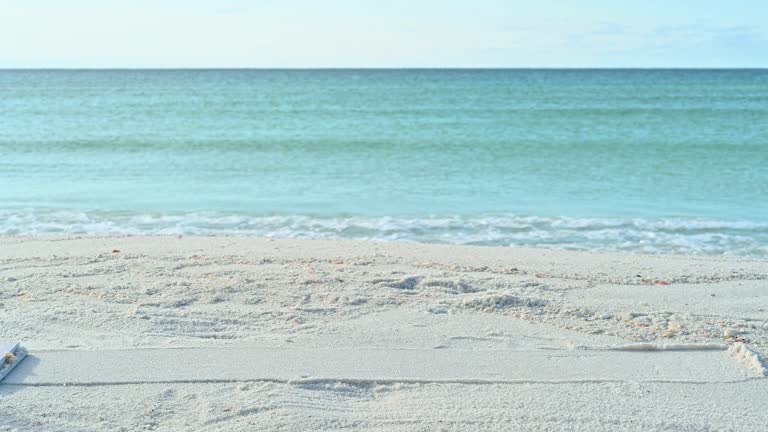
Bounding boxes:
0 0 766 68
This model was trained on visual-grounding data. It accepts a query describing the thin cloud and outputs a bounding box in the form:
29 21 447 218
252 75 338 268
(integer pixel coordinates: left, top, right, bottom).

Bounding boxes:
652 24 766 41
590 22 629 36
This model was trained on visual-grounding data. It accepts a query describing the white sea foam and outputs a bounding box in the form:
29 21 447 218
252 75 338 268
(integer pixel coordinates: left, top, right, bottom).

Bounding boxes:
1 210 767 257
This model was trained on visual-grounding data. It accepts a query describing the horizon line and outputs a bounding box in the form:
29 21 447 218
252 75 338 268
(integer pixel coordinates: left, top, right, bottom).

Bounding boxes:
2 67 767 71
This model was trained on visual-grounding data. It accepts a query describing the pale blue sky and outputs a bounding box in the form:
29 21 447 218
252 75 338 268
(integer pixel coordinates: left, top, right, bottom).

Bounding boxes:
1 0 766 68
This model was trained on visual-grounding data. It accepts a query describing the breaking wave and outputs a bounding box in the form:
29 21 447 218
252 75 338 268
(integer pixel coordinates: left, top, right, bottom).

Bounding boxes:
1 210 767 257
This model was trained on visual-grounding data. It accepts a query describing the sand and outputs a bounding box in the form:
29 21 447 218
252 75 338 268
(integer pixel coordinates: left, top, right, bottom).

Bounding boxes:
1 236 767 431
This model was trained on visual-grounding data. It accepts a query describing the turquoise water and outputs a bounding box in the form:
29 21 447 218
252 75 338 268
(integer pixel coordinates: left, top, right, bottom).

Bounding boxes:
1 69 767 256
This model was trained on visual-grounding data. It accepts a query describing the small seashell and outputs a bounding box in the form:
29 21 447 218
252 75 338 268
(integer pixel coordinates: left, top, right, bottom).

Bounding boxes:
662 323 682 338
632 317 652 327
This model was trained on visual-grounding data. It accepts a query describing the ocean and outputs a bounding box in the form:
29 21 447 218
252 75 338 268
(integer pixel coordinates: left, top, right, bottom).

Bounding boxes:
1 69 767 256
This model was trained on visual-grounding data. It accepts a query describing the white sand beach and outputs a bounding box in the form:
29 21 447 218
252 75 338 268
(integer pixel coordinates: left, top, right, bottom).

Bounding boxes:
1 236 767 431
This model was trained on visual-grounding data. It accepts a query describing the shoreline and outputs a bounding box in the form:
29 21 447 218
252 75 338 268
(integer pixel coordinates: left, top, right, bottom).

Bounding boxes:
4 232 767 260
3 210 766 258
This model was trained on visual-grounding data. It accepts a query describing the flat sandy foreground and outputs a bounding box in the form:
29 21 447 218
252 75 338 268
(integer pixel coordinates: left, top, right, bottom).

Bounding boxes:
1 236 767 431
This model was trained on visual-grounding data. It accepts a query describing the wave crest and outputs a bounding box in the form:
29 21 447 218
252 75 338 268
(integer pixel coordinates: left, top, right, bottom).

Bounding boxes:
1 210 766 257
